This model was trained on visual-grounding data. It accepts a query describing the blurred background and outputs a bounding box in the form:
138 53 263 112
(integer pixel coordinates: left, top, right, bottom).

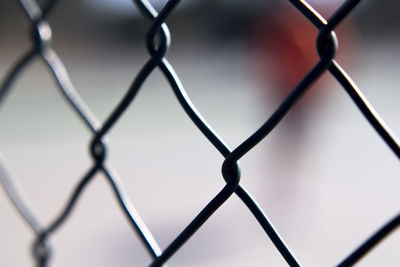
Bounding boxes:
0 0 399 266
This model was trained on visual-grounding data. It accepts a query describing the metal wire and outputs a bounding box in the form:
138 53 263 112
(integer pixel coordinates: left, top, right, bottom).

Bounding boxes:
0 0 398 266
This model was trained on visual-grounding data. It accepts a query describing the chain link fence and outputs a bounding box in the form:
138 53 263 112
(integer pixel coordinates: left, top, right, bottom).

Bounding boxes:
0 0 399 266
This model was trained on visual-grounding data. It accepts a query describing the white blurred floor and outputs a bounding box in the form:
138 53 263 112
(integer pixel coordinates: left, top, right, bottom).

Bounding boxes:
0 30 399 267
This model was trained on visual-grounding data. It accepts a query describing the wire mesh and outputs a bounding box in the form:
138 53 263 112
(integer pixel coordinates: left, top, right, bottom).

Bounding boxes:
0 0 399 266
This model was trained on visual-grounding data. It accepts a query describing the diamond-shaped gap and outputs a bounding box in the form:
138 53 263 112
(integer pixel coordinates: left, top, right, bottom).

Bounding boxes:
0 57 93 262
108 68 227 256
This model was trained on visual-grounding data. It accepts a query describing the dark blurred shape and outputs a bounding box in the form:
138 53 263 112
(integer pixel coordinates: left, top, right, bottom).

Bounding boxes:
245 1 357 148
